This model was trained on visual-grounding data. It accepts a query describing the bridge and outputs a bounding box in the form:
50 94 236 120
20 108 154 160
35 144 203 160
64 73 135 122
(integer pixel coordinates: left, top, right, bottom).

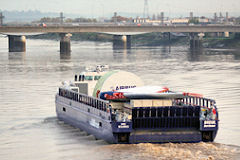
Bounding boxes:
1 25 240 33
1 25 240 52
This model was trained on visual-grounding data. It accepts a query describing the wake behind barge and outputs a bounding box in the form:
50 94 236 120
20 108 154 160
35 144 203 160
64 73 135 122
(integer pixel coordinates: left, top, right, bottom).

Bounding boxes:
55 66 218 143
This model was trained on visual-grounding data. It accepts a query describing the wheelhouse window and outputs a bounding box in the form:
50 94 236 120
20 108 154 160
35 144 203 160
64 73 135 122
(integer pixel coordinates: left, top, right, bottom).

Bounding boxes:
94 76 101 80
84 76 93 81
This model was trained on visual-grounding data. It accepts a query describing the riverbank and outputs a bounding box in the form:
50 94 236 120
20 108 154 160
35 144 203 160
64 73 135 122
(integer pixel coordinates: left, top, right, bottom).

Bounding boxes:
27 32 240 49
203 34 240 49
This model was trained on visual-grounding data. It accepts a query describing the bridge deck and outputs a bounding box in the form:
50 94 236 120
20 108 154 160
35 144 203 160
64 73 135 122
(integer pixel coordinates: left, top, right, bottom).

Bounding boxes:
0 25 240 34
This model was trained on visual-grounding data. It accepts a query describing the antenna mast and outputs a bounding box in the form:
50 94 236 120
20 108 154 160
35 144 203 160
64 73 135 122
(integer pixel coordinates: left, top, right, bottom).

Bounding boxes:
143 0 149 19
0 12 4 26
60 12 65 25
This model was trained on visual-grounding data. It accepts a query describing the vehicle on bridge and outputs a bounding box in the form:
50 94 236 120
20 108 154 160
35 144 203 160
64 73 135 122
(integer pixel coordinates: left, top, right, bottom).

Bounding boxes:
38 23 47 27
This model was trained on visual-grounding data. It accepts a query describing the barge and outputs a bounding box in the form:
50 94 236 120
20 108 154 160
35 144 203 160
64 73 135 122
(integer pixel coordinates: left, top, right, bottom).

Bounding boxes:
55 65 219 143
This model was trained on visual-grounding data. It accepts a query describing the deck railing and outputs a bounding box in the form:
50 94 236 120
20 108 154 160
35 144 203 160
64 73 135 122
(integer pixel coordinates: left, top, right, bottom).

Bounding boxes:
58 88 110 113
181 96 216 108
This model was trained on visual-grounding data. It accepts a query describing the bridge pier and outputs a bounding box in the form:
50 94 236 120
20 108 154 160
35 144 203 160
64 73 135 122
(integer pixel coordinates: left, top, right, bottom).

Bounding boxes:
127 35 131 49
113 35 131 49
60 33 71 53
189 33 203 50
163 32 171 42
168 32 171 41
8 35 26 52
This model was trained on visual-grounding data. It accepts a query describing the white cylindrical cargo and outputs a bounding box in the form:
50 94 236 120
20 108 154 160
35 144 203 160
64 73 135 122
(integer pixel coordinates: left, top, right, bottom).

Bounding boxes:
92 70 144 97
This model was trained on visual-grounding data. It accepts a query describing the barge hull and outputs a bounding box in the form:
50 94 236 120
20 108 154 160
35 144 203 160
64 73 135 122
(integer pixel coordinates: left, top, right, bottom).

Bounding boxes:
56 96 116 143
55 95 218 143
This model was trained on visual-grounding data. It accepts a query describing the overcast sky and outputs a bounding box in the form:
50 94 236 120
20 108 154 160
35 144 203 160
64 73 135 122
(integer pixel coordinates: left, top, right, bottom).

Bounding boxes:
1 0 240 17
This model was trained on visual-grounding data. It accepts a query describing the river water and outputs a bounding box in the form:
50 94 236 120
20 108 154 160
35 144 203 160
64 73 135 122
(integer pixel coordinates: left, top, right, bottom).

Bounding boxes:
0 37 240 160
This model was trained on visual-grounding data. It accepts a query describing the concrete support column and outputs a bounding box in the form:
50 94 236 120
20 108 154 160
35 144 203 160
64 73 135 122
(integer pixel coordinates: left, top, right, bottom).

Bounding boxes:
189 33 203 50
168 32 171 41
8 35 26 52
113 35 123 49
224 32 229 38
113 35 131 49
126 35 131 49
60 33 71 53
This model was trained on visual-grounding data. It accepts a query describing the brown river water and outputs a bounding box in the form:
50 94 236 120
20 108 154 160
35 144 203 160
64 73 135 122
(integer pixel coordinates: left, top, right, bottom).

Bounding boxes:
0 37 240 159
